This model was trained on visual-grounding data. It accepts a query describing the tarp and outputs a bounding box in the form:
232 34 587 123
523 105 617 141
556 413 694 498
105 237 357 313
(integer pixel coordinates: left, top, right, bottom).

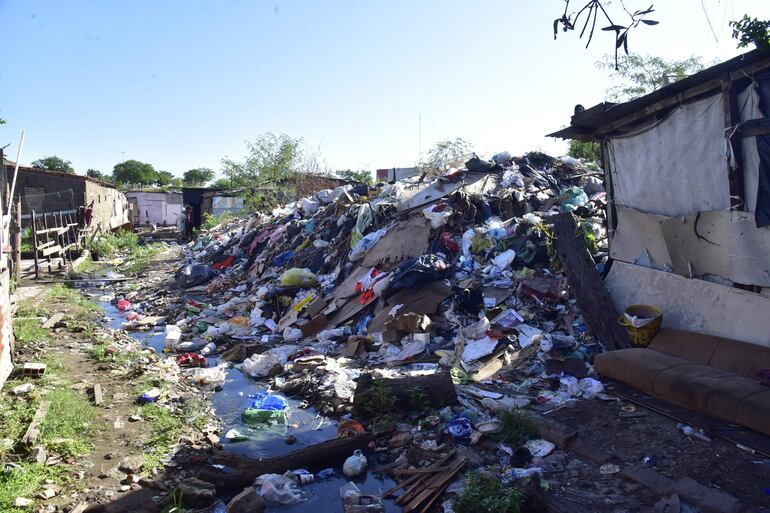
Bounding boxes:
606 94 730 216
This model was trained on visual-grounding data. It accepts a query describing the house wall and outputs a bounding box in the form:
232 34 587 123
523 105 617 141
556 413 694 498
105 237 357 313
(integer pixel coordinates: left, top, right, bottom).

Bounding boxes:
84 181 130 231
125 191 182 226
604 90 770 346
16 169 86 218
210 195 244 216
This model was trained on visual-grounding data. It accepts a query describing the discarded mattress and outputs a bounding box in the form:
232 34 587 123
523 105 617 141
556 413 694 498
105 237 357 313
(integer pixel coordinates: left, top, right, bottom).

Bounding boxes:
595 329 770 436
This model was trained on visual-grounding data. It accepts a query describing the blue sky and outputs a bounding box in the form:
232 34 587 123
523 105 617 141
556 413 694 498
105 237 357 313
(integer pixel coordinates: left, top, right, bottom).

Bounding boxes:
1 0 768 179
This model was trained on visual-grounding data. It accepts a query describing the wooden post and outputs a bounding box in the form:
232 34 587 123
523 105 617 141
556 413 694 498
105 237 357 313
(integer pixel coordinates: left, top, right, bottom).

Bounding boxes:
550 212 631 351
723 74 745 210
31 210 39 280
43 213 51 274
13 197 21 282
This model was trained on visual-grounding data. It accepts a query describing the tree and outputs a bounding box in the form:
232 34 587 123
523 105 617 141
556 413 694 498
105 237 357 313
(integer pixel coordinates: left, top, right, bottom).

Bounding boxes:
86 169 108 181
568 140 601 161
597 53 707 101
112 159 158 185
554 1 658 68
419 138 473 174
183 167 215 186
730 15 770 49
156 170 176 186
210 177 232 189
221 133 303 210
337 169 373 185
31 155 75 174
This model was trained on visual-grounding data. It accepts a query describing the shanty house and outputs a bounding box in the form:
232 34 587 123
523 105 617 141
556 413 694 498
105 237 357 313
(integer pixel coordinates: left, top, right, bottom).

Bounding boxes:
551 47 770 437
124 190 183 227
4 163 130 233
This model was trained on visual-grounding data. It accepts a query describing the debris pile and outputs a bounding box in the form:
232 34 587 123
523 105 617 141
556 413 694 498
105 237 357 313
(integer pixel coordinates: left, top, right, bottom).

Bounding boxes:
114 152 614 507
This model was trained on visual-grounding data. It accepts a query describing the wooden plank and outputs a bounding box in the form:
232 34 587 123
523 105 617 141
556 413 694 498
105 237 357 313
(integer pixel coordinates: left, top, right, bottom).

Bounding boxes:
22 401 51 444
36 240 56 251
385 452 455 498
93 384 103 406
742 117 770 137
41 312 65 329
723 75 745 210
404 456 467 513
42 245 62 257
32 211 39 280
550 212 631 350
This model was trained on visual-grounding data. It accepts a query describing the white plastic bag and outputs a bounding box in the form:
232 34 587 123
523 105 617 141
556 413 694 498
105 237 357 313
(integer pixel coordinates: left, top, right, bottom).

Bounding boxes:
349 229 387 261
283 327 303 342
254 473 307 504
578 377 605 399
243 353 282 378
493 249 516 269
189 364 227 389
343 449 368 477
422 204 452 229
165 325 182 347
298 197 320 216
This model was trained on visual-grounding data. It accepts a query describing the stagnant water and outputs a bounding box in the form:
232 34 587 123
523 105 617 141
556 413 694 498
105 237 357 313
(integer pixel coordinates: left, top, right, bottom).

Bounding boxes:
80 285 399 512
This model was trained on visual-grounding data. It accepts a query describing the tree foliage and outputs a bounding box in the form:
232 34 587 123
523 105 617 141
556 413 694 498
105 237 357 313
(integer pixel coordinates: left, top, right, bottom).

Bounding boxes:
221 133 303 211
730 15 770 49
337 169 373 185
112 159 158 185
554 1 658 68
210 177 233 189
568 140 601 161
419 138 473 174
31 155 75 174
597 53 707 101
182 167 214 185
156 170 177 186
86 169 109 181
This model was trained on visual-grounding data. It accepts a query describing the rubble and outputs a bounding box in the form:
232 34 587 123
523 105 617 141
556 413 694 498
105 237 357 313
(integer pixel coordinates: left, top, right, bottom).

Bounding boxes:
104 152 630 507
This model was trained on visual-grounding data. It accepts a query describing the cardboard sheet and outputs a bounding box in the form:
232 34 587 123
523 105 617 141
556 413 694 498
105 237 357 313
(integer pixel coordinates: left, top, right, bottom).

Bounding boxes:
612 206 770 287
367 281 452 334
362 217 431 267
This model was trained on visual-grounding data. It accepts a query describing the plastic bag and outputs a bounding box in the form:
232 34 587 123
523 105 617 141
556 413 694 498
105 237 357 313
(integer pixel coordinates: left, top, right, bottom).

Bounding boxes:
190 364 227 389
343 449 368 477
340 482 385 513
298 197 320 216
349 228 387 262
422 204 452 229
253 474 307 504
243 353 282 378
175 264 212 288
560 186 589 211
578 377 605 399
280 268 318 288
350 203 373 248
492 249 516 269
165 325 182 347
283 327 303 342
117 299 131 311
242 392 290 426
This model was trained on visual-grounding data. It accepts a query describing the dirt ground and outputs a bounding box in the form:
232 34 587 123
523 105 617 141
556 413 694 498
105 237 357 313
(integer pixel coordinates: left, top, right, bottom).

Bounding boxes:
546 398 770 512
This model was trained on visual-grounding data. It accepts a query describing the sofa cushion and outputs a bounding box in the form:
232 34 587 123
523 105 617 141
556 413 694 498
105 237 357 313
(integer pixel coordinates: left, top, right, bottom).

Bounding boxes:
708 338 770 381
594 348 698 395
653 365 731 414
647 329 721 364
735 389 770 436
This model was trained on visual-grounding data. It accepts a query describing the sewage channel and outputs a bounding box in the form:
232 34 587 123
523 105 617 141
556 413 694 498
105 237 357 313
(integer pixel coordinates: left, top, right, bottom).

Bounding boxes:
79 284 400 513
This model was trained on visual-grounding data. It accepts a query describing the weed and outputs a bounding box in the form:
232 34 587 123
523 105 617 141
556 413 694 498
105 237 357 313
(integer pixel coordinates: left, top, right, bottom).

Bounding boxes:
0 463 68 513
12 318 50 346
15 298 50 318
87 343 108 362
121 242 164 274
162 488 184 513
45 284 101 320
408 388 431 413
496 409 539 447
201 211 236 230
138 403 183 471
358 380 397 418
40 388 96 458
453 473 524 513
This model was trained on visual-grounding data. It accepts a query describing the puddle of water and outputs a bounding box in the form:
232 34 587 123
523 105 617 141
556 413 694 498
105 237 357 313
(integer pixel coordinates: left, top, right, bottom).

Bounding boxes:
85 289 399 511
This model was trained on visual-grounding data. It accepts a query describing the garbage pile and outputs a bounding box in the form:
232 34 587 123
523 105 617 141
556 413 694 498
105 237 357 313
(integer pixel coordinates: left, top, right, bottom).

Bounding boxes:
118 151 613 507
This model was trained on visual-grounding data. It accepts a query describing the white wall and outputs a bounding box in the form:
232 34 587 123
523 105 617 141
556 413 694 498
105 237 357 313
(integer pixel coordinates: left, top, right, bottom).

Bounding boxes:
125 191 182 226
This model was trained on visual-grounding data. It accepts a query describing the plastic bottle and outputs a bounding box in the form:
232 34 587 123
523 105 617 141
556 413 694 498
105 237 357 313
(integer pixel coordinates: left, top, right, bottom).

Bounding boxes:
510 467 544 480
199 342 217 356
677 423 711 442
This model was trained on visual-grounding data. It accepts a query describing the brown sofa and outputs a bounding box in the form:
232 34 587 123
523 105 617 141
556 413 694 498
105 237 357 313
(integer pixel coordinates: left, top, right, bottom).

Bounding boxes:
594 329 770 436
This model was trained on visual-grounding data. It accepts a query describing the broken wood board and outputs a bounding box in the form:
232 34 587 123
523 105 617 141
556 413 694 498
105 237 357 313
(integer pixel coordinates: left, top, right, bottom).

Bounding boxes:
41 313 65 329
367 281 452 334
93 384 103 406
606 260 770 348
353 372 457 417
22 401 51 444
611 206 770 287
362 216 430 267
551 212 630 350
198 433 375 494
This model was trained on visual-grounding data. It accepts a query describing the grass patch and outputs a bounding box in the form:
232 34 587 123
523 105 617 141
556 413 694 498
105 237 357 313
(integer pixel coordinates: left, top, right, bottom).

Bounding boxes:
87 343 109 362
12 318 50 346
496 410 539 447
72 258 98 276
15 298 50 318
453 473 524 513
45 284 101 320
0 463 69 513
121 243 164 274
40 388 97 458
201 211 236 230
88 229 163 274
138 403 184 471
